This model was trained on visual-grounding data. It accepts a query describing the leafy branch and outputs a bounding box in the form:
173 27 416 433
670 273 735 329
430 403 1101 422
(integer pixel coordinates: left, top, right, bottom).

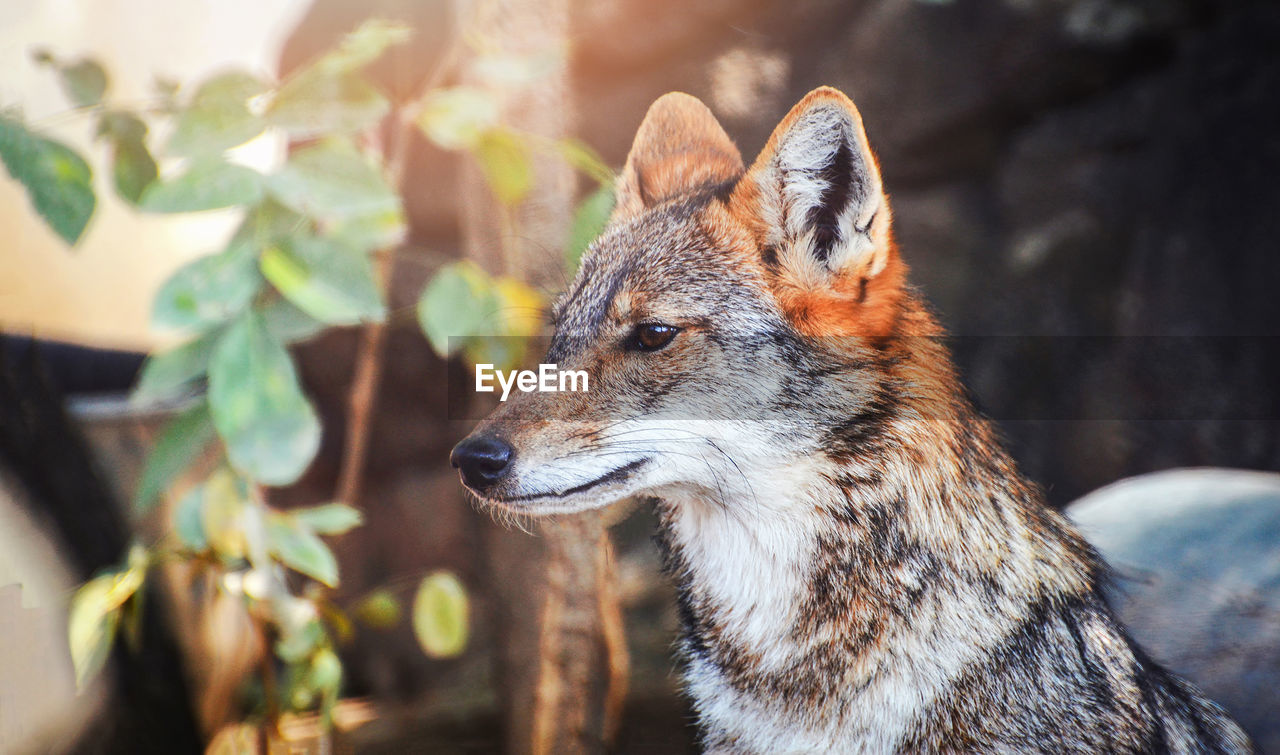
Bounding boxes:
1 15 617 743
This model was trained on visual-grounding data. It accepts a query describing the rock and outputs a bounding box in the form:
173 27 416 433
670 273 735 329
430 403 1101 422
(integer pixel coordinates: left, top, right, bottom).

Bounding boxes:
1068 468 1280 751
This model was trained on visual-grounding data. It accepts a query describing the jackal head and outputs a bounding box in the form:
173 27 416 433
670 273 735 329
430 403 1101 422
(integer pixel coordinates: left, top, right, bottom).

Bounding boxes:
452 87 930 515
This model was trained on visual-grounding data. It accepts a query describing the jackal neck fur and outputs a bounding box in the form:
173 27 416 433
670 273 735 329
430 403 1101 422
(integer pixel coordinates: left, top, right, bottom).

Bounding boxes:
651 309 1087 751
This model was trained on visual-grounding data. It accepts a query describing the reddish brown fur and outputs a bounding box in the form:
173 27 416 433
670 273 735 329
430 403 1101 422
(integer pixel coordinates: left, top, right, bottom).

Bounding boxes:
612 92 744 224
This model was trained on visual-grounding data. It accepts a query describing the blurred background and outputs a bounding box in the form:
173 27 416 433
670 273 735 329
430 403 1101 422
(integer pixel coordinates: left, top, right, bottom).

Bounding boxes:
1 0 1277 752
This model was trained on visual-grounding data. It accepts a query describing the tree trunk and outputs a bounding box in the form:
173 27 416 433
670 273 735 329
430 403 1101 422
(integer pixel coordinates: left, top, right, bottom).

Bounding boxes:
456 1 628 752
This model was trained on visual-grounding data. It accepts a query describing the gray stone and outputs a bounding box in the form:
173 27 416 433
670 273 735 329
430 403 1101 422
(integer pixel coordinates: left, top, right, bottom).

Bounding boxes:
1069 468 1280 752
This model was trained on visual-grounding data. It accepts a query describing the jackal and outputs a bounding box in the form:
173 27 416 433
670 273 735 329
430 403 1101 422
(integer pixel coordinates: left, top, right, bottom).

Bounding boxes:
450 87 1254 752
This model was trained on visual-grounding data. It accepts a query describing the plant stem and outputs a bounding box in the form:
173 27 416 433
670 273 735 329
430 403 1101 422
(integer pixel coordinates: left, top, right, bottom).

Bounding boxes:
597 530 630 742
258 620 280 736
333 113 413 507
334 33 463 507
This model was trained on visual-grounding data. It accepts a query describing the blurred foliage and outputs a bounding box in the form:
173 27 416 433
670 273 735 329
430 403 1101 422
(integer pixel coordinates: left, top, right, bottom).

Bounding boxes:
412 79 615 369
67 544 147 689
567 182 615 271
3 13 618 744
417 260 544 369
353 588 402 630
413 571 470 659
0 112 96 244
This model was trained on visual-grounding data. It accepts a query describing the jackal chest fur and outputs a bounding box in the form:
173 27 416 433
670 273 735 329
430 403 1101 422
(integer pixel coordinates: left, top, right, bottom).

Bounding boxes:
650 419 1088 752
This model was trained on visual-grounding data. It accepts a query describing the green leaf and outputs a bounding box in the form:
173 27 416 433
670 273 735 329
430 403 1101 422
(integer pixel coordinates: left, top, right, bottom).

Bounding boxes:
199 467 250 557
232 199 311 247
229 201 313 285
274 593 324 664
275 611 324 665
461 336 526 374
95 111 158 204
152 242 261 331
473 277 544 370
292 503 363 535
133 400 215 513
265 18 408 136
353 589 401 629
268 71 388 138
416 262 498 357
566 183 615 272
273 14 414 141
68 578 121 690
107 559 148 608
68 561 146 690
558 138 614 186
308 645 342 690
316 18 412 73
416 87 500 150
289 679 317 712
0 114 95 245
318 598 353 643
267 139 400 220
267 513 339 587
475 129 531 206
140 159 263 213
131 330 219 405
173 483 208 550
412 571 468 658
96 110 147 143
119 576 146 652
260 297 326 344
329 207 406 253
417 263 542 369
260 237 385 326
492 277 544 337
208 313 320 485
57 58 109 108
111 133 159 204
309 646 342 727
167 70 268 158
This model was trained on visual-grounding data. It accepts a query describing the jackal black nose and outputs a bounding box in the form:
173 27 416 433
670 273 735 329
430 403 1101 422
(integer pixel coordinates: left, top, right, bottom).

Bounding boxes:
451 434 514 491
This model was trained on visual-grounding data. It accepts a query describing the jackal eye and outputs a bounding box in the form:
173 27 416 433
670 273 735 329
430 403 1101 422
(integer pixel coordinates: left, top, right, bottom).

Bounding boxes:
628 323 680 352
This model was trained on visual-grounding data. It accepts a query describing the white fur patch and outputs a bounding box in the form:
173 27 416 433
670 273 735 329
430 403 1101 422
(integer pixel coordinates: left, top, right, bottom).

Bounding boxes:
675 489 1034 753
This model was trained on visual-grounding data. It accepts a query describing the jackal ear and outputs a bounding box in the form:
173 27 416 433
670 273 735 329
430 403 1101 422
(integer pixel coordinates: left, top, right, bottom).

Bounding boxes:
733 87 892 282
611 92 744 223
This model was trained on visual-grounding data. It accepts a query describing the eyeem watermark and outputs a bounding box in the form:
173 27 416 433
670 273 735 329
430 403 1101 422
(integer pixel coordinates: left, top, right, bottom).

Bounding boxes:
476 363 589 401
